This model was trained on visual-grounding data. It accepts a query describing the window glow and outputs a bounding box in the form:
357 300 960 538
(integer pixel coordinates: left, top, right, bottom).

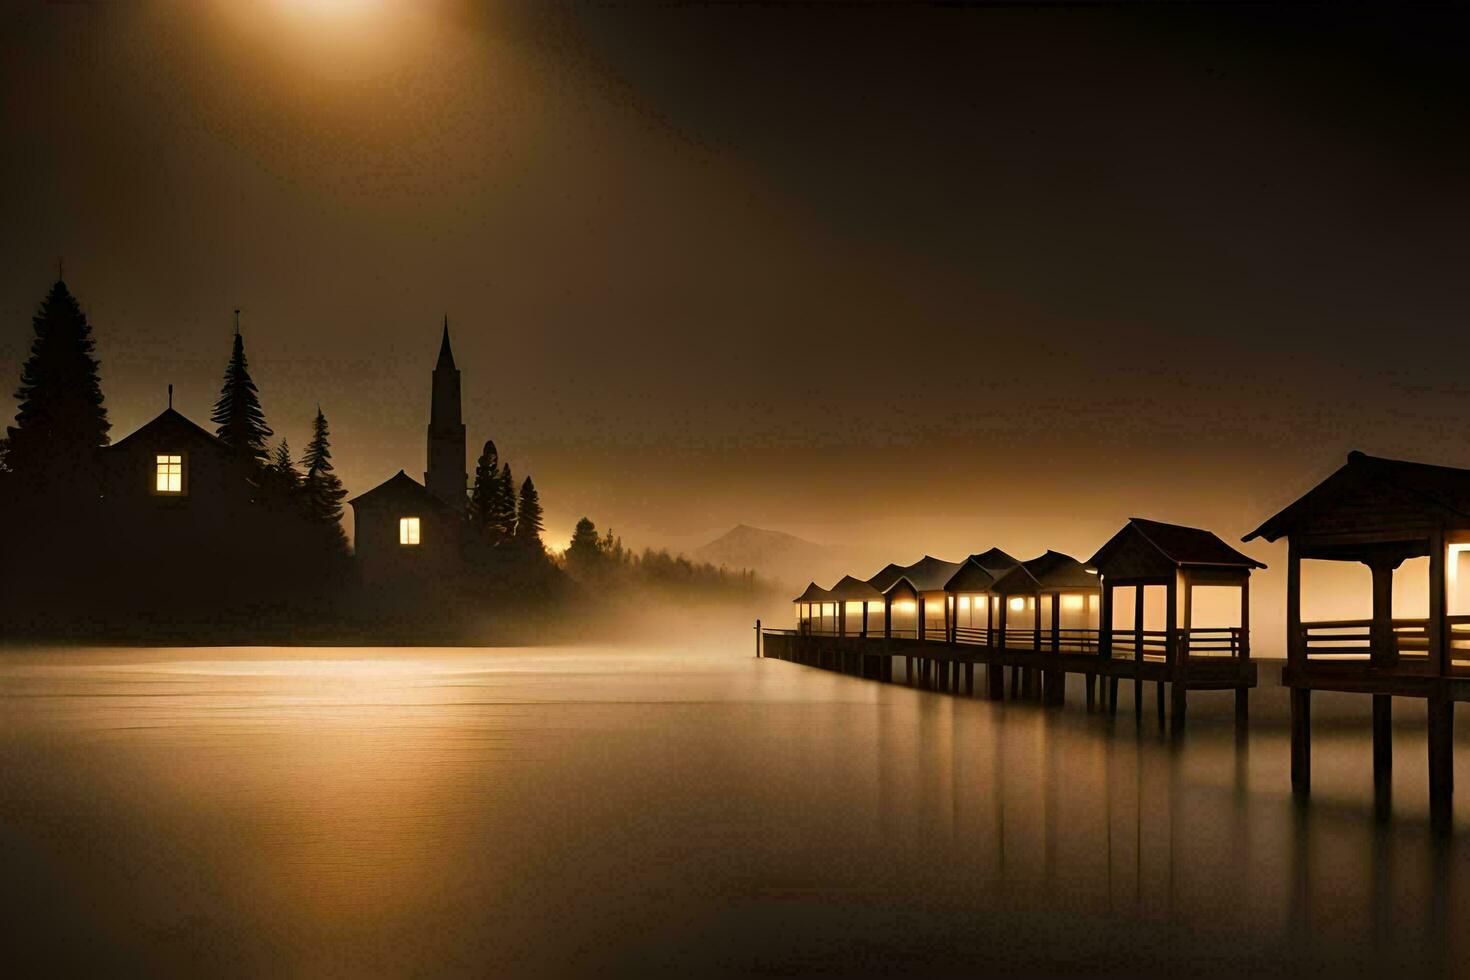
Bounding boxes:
1062 594 1085 611
893 600 916 613
1009 596 1026 612
958 596 971 611
399 516 421 545
155 454 182 493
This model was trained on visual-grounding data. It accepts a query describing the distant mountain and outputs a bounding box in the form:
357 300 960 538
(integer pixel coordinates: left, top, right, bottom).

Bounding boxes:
693 525 841 588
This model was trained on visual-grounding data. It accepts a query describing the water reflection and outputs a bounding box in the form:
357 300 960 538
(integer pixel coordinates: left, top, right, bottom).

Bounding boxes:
0 646 1464 976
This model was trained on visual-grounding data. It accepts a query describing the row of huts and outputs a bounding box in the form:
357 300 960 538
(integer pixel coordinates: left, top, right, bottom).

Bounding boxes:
792 517 1264 662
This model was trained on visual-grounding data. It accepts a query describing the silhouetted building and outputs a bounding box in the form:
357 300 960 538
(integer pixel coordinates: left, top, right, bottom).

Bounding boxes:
100 406 254 542
351 324 469 584
347 469 460 587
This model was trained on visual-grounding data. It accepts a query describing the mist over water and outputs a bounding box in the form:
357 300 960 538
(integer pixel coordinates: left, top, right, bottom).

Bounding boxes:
2 638 1466 977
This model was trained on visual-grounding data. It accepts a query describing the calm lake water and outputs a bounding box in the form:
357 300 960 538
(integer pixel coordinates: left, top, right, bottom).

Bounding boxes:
2 640 1468 977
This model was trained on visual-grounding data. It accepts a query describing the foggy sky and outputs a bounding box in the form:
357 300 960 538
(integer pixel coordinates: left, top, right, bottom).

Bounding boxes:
3 1 1468 613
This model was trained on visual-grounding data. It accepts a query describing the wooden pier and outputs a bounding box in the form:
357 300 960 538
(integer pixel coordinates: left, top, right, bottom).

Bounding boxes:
758 626 1256 730
773 519 1263 732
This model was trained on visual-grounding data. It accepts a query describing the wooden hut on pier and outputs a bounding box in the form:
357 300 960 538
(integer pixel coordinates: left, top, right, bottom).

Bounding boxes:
1244 450 1470 807
943 548 1019 645
828 575 884 637
869 556 965 640
1090 518 1264 725
987 551 1100 701
792 582 837 635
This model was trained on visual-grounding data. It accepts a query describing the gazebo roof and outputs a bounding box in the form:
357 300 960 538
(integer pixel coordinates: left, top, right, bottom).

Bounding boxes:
945 547 1020 592
1091 518 1265 572
1245 451 1470 543
992 550 1098 594
828 574 883 602
792 581 835 603
866 555 964 594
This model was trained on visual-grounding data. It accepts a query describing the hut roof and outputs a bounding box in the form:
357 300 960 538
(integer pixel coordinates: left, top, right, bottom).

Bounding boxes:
1091 518 1266 571
828 575 883 602
874 555 965 593
865 562 909 593
945 548 1020 593
792 581 835 603
1244 451 1470 543
992 550 1098 594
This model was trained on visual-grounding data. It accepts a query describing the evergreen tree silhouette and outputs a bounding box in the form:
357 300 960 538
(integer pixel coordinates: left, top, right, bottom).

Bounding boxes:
491 462 518 542
300 407 347 552
269 439 298 487
6 278 110 491
515 475 544 549
566 516 601 572
469 440 501 540
211 314 272 464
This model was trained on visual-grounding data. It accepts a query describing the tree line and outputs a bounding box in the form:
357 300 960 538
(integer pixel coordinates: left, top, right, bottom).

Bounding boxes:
563 516 760 597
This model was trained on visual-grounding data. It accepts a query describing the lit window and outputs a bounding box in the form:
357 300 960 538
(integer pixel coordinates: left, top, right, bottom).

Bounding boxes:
155 454 183 494
958 596 971 611
1009 596 1026 612
399 517 421 545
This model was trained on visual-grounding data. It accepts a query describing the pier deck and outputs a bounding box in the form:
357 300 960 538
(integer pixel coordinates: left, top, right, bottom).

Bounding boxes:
758 628 1255 727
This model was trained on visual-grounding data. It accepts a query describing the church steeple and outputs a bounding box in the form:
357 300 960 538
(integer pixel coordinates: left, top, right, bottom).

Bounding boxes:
426 317 467 509
436 315 455 370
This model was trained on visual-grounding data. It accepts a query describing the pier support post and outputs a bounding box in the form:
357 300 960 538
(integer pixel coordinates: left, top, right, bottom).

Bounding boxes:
1290 687 1311 794
988 665 1004 700
1085 673 1095 711
1428 696 1453 813
965 662 975 696
1171 679 1187 731
1156 680 1165 726
1372 695 1392 789
1109 677 1119 716
1234 687 1249 728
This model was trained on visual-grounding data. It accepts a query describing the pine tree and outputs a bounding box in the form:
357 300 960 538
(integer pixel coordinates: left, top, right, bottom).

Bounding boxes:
566 516 601 572
515 475 544 549
6 278 110 489
269 439 298 487
470 440 501 538
300 407 347 551
211 315 272 464
491 462 518 542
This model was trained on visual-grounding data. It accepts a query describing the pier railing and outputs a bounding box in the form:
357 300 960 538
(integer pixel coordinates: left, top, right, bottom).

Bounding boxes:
784 625 1244 662
1299 618 1429 665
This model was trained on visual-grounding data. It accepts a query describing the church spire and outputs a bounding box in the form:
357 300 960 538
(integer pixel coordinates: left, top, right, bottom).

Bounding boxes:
436 315 455 370
427 316 466 509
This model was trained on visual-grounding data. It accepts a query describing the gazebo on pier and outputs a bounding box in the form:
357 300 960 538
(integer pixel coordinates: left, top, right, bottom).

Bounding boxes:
792 582 837 635
989 551 1100 652
828 574 884 636
1244 450 1470 806
1090 517 1264 725
869 556 965 641
944 547 1019 645
988 551 1100 700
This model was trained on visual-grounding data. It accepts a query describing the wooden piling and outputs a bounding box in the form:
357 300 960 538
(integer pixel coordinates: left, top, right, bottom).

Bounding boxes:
1372 694 1391 787
1428 696 1453 808
1290 687 1311 793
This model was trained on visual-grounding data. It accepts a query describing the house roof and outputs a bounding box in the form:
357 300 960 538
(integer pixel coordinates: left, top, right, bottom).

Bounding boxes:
945 548 1020 593
792 581 835 603
1092 517 1266 570
347 469 445 509
104 407 228 454
864 562 909 593
868 555 964 593
992 550 1098 594
1244 450 1470 543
